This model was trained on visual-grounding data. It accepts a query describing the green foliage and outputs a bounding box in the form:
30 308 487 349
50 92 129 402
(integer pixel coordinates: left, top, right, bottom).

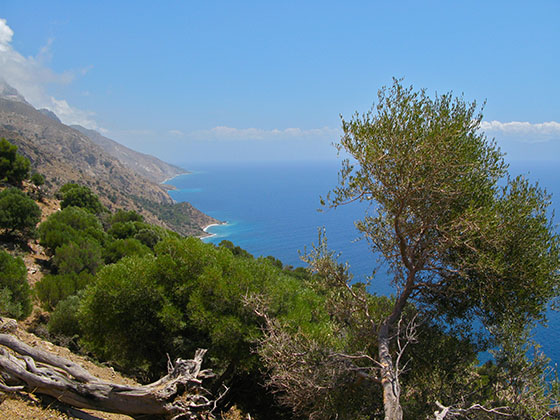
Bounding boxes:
38 206 106 253
48 295 82 337
437 176 560 329
35 272 92 311
130 195 202 234
59 183 106 214
134 227 162 249
0 187 41 238
78 256 169 374
108 221 138 239
30 172 45 187
328 80 560 338
0 250 31 319
106 211 174 249
219 240 254 258
110 209 143 224
0 138 30 185
0 287 27 320
103 238 152 264
259 80 560 418
53 238 103 275
77 236 325 384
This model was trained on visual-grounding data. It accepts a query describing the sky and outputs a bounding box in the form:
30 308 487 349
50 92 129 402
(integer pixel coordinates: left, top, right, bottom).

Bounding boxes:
1 1 559 165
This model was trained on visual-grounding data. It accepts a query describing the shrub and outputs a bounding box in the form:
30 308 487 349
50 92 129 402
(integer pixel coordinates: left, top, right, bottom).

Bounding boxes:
0 138 30 185
78 256 170 375
48 295 82 337
103 238 152 264
108 221 138 239
0 250 31 319
110 209 143 224
30 172 45 187
53 238 103 275
59 183 106 214
35 272 93 311
38 206 106 253
134 228 162 249
0 188 41 238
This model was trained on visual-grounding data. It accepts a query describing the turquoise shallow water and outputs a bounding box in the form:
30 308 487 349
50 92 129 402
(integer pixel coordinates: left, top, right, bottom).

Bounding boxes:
168 160 560 365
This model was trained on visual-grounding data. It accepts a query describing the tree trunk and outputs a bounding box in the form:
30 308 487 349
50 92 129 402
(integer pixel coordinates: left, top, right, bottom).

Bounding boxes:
0 333 218 420
378 323 403 420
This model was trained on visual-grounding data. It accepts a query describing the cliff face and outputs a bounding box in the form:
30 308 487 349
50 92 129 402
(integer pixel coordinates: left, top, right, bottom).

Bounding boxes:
0 88 217 236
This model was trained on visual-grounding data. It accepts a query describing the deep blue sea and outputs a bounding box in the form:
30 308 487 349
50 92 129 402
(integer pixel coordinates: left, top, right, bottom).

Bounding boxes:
168 160 560 366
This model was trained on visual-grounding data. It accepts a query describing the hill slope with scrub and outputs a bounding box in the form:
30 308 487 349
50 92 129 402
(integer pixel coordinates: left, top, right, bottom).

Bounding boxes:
0 82 215 236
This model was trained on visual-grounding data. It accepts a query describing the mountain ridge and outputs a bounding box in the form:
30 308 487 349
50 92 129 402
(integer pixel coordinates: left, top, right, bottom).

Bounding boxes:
0 84 217 236
70 124 188 185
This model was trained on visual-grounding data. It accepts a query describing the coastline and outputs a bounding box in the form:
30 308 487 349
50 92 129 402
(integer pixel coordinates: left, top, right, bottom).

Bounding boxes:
160 171 190 204
199 222 227 240
161 172 190 187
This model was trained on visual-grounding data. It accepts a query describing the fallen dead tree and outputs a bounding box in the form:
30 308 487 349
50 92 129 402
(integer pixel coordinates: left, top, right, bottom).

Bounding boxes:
0 331 220 420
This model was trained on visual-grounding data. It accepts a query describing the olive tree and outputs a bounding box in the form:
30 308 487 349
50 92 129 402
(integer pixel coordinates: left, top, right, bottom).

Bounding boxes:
307 80 560 419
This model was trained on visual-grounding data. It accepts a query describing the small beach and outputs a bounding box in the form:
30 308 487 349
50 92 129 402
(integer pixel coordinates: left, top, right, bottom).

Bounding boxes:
200 222 227 240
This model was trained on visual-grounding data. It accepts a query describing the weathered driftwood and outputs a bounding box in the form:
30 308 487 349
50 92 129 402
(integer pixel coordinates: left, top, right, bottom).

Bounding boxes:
0 332 218 420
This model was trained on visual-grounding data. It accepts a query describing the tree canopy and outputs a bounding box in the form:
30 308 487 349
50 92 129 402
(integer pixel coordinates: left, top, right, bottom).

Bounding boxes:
259 80 560 420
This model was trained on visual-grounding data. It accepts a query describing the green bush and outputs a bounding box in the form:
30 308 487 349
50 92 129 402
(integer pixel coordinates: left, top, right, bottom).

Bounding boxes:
53 238 103 275
0 188 41 238
108 221 138 239
0 138 30 185
0 250 31 319
78 256 170 374
134 228 162 249
48 295 82 337
38 206 106 253
110 209 143 224
103 238 152 264
59 183 106 214
30 172 45 187
79 237 324 377
35 272 93 311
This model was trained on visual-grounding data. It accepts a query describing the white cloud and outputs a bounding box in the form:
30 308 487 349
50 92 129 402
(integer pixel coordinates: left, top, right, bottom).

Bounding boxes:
0 18 98 129
191 125 340 141
168 129 184 136
481 120 560 143
0 18 14 51
49 97 97 128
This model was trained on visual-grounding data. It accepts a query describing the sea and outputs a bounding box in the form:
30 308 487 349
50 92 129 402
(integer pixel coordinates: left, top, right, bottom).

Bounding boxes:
167 160 560 366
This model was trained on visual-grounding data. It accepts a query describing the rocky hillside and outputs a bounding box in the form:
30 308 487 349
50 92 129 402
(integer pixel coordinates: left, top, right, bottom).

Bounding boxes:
70 125 186 185
0 83 217 236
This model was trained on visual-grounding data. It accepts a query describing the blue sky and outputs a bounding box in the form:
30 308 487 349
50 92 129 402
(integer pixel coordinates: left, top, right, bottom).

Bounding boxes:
1 1 559 164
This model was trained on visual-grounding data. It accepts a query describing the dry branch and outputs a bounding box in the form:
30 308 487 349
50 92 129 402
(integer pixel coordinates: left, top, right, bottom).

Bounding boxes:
0 332 219 420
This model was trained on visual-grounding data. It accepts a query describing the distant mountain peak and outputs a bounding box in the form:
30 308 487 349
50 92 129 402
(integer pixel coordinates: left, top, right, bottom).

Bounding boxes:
0 79 27 104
